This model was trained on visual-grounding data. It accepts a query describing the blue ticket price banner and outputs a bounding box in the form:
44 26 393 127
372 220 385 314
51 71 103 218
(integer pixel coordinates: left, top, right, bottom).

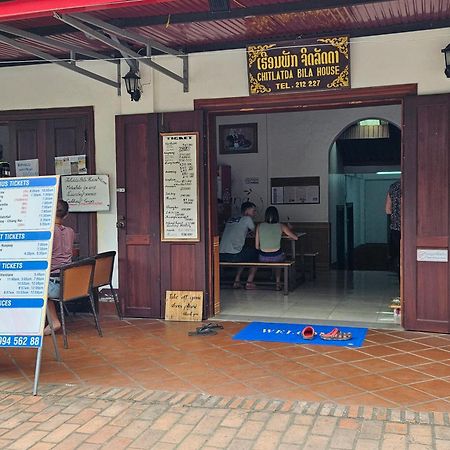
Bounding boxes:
0 176 59 348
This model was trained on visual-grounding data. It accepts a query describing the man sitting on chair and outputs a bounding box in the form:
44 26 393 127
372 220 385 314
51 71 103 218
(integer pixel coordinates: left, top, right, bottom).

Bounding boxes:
219 201 258 290
44 200 75 336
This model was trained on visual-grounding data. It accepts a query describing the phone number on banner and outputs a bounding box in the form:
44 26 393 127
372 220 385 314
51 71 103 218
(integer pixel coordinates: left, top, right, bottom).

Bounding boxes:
0 335 41 347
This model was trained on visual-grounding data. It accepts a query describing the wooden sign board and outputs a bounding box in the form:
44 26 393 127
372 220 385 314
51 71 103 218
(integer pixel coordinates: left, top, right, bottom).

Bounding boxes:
165 291 203 322
247 36 350 95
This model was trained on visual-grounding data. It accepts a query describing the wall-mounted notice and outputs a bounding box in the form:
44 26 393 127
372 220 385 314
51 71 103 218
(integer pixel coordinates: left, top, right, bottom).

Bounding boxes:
61 175 110 212
0 176 58 349
417 249 448 263
165 291 203 322
271 177 320 204
55 154 87 175
15 159 39 177
161 133 200 242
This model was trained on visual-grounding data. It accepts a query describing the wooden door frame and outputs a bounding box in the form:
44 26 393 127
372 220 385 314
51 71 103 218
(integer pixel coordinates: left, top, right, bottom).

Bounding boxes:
195 83 417 320
0 106 97 256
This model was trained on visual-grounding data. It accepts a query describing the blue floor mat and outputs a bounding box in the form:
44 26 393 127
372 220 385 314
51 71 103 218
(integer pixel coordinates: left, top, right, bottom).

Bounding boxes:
233 322 368 348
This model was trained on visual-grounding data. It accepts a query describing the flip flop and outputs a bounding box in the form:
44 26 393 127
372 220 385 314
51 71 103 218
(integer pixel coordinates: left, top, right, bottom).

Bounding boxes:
188 327 217 336
198 323 224 331
301 326 316 340
233 281 242 289
320 329 352 341
245 282 257 290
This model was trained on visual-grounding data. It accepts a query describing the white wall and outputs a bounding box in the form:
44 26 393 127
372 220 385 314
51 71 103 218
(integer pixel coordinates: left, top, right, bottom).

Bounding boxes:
217 104 401 223
0 27 448 285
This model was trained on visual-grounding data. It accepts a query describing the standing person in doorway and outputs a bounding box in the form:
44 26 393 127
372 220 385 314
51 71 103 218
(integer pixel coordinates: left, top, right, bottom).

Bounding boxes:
220 201 258 290
44 200 75 335
385 179 401 280
255 206 298 290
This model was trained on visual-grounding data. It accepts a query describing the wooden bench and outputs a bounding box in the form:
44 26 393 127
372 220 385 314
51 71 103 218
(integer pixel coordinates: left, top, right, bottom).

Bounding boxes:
219 261 296 295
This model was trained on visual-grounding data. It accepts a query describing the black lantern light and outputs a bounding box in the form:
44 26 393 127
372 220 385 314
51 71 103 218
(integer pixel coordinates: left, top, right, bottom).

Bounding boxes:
123 68 142 101
442 44 450 78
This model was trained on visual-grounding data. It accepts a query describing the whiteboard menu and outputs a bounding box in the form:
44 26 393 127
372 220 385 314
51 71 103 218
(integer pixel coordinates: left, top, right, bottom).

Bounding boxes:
0 176 58 348
61 175 110 212
161 133 200 242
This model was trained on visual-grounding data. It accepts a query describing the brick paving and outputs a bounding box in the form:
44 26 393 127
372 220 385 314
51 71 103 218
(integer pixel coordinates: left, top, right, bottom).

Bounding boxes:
1 306 450 448
0 382 449 449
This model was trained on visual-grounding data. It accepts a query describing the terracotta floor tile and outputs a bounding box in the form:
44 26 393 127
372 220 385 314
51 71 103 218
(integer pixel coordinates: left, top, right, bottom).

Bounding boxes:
387 341 430 352
346 374 399 392
359 346 400 358
269 387 327 402
415 362 450 378
383 353 431 367
309 380 364 400
414 348 450 362
338 392 399 408
205 381 260 397
283 368 334 386
381 368 433 384
363 334 403 345
272 346 317 358
322 349 369 362
414 336 450 348
352 358 400 373
297 354 340 368
326 364 369 379
244 376 296 393
412 380 450 398
375 386 436 406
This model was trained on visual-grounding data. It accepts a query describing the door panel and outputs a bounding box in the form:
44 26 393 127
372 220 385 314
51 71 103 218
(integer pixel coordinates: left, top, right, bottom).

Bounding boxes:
46 116 95 259
158 111 208 317
403 94 450 333
116 114 161 318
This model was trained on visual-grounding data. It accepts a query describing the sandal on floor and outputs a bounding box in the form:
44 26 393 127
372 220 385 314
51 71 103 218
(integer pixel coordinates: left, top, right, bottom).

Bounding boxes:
275 283 282 291
301 326 316 340
188 327 218 336
245 282 257 290
199 323 224 331
319 328 352 341
233 281 242 289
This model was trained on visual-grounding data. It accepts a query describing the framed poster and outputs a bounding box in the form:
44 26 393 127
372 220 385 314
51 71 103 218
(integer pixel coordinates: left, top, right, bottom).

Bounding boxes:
161 132 200 242
219 123 258 154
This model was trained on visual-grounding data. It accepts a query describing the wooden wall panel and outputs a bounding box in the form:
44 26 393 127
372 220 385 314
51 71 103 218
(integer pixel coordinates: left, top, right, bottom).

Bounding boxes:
158 111 208 318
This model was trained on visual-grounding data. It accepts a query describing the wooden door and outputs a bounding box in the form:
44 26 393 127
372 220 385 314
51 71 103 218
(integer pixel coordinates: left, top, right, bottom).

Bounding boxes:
115 114 161 318
46 116 96 258
115 112 208 318
403 94 450 333
5 111 96 259
158 111 209 317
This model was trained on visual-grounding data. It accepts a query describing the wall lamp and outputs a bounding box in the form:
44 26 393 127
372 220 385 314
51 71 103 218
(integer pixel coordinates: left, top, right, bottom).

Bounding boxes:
442 44 450 78
123 68 142 101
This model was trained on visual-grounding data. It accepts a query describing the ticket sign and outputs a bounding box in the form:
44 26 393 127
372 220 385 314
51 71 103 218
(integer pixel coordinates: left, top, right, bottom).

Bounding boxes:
0 177 59 349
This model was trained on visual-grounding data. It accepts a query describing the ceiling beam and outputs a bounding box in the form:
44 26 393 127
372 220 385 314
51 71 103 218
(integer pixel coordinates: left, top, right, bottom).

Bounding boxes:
28 0 393 37
0 22 115 63
0 32 120 88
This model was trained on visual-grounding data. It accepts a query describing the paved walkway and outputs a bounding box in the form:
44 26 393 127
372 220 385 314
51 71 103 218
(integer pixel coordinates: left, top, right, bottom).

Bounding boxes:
0 382 449 450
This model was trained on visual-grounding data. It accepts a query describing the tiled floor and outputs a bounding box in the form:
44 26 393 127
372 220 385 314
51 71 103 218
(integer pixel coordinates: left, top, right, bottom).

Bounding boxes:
1 305 450 413
219 270 401 328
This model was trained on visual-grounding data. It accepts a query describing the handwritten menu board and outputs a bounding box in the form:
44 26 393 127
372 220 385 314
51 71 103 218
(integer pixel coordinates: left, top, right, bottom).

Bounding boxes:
0 176 58 348
161 133 200 242
61 175 110 212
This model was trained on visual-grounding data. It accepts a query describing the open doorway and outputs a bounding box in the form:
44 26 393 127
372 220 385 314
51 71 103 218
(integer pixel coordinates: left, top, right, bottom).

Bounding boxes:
214 105 402 328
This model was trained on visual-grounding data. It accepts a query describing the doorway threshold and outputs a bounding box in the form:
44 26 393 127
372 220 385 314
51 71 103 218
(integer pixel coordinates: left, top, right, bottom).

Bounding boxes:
212 314 403 331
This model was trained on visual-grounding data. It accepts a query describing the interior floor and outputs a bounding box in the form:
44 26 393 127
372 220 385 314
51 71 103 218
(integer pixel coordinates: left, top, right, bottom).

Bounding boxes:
216 270 402 330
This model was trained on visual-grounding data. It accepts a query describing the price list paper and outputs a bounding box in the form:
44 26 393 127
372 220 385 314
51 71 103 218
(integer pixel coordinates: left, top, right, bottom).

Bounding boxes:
161 133 200 242
0 177 58 348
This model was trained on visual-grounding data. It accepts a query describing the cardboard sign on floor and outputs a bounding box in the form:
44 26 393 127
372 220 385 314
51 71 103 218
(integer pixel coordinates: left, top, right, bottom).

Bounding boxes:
165 291 203 322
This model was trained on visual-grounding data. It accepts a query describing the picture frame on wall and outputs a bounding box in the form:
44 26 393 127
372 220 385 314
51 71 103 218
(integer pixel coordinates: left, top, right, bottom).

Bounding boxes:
219 123 258 154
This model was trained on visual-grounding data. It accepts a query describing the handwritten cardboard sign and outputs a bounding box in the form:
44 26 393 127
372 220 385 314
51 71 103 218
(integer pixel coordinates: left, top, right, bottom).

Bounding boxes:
165 291 203 322
61 175 110 212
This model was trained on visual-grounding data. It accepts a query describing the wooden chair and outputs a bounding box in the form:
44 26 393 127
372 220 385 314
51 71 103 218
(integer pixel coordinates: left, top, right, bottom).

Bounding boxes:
50 258 102 349
93 251 122 319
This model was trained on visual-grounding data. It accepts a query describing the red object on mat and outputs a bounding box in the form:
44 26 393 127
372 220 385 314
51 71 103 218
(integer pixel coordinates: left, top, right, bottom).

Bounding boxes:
0 0 172 22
